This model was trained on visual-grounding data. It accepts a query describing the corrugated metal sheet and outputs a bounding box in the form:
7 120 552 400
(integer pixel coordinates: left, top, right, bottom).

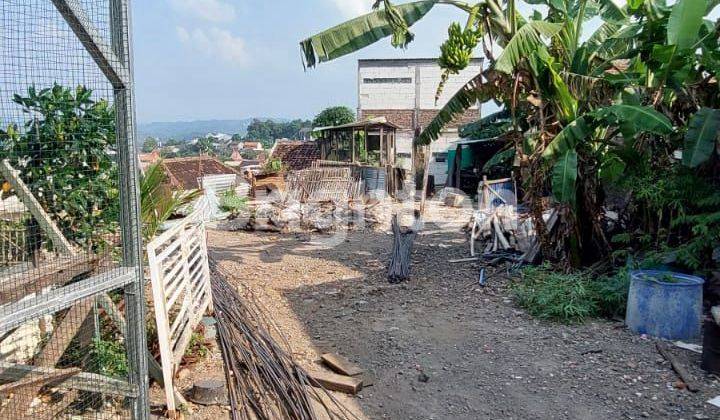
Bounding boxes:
200 174 237 194
363 167 386 198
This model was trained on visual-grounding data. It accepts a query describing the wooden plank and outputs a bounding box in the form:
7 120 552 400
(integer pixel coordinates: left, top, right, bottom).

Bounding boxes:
320 353 363 377
0 362 137 398
0 160 75 256
307 369 363 395
0 367 80 393
448 257 478 264
2 299 93 418
0 255 95 305
148 245 178 415
148 215 211 416
656 341 700 392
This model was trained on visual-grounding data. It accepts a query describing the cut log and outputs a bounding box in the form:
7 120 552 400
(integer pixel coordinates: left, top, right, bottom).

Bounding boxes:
321 353 363 377
187 379 228 405
307 369 363 395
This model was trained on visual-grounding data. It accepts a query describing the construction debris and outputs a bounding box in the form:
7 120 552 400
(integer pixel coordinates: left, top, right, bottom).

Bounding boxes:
674 341 703 354
712 306 720 326
469 205 558 263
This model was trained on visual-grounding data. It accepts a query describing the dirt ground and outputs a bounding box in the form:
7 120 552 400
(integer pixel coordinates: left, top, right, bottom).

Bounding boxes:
168 205 720 420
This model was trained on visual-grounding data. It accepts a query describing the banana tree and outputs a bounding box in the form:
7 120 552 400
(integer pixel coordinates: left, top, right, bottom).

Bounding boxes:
300 0 718 266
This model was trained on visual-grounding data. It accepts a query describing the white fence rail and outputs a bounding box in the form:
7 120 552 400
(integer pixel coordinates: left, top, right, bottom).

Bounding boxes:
147 209 212 414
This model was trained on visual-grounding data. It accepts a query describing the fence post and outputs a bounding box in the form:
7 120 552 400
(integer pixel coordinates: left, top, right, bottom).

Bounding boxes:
110 0 150 418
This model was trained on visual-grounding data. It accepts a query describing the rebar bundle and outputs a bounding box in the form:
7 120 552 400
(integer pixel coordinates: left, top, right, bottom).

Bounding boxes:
387 214 419 283
210 259 354 420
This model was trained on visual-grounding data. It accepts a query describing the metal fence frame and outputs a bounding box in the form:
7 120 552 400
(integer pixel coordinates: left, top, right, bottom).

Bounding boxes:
0 0 149 417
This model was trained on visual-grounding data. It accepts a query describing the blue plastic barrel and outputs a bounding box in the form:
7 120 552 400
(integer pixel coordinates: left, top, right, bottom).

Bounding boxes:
625 270 704 340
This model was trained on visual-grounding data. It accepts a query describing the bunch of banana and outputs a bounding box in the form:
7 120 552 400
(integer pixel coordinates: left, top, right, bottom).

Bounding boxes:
436 22 479 103
438 23 479 74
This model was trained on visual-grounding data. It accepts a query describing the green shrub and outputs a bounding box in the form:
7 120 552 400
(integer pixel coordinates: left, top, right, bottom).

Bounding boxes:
0 85 119 250
88 337 128 378
592 268 631 318
512 265 599 323
512 264 633 323
219 190 248 214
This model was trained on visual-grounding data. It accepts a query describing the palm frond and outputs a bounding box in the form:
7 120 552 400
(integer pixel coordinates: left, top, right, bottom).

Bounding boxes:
300 0 438 68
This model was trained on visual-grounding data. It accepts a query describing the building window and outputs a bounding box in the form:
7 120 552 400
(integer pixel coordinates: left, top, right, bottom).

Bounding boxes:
434 152 448 163
363 77 412 84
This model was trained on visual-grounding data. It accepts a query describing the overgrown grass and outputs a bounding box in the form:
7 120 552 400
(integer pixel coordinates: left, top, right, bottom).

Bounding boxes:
511 264 631 324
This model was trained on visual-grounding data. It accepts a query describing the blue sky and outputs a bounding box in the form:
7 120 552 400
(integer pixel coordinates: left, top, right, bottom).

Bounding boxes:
131 0 473 123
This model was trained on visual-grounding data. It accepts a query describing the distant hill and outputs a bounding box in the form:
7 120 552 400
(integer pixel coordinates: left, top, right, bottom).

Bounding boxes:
137 118 287 141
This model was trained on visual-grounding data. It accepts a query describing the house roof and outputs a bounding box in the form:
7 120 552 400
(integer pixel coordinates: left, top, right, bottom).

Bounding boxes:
161 156 238 190
358 58 483 66
270 141 320 171
313 117 401 133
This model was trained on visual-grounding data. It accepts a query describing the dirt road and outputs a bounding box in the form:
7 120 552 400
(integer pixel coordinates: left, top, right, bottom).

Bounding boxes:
186 221 720 419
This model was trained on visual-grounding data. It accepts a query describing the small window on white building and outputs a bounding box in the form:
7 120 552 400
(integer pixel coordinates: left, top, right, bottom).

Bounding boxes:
363 77 412 84
434 152 448 163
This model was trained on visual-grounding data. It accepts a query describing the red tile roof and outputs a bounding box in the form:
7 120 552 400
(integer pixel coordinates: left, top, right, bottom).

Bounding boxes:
161 156 238 190
270 141 320 171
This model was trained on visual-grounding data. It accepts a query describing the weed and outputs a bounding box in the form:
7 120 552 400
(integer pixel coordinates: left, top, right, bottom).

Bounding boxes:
184 331 209 360
512 265 599 323
592 268 631 318
220 190 248 214
513 264 633 323
88 337 128 378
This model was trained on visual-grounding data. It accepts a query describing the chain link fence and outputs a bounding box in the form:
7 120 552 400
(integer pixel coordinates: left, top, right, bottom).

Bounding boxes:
0 0 148 418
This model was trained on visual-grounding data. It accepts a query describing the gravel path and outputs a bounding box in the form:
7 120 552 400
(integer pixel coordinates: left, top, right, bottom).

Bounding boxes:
176 216 720 419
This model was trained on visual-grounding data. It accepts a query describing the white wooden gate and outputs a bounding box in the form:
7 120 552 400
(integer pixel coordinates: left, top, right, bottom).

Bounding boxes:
147 210 212 414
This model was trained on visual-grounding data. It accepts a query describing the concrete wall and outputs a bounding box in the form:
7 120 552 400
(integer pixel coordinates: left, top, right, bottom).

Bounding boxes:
357 58 482 186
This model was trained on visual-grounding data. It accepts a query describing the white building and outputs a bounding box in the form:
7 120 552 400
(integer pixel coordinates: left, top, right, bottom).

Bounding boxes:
357 58 483 186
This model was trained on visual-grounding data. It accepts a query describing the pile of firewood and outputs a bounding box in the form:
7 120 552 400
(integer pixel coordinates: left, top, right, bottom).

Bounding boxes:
469 205 558 263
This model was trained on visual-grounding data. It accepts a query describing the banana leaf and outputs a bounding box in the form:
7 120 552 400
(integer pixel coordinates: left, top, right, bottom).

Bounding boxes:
552 149 578 205
483 147 516 171
667 0 706 50
542 116 591 160
300 0 438 68
543 104 672 160
494 20 563 74
683 107 720 167
590 105 673 136
415 73 494 145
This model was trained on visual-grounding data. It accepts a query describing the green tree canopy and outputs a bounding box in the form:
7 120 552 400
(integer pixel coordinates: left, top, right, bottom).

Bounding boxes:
0 84 119 249
312 106 355 128
142 136 158 153
245 118 312 147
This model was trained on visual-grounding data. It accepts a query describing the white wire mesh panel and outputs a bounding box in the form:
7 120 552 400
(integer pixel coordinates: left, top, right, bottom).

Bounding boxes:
0 1 147 418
